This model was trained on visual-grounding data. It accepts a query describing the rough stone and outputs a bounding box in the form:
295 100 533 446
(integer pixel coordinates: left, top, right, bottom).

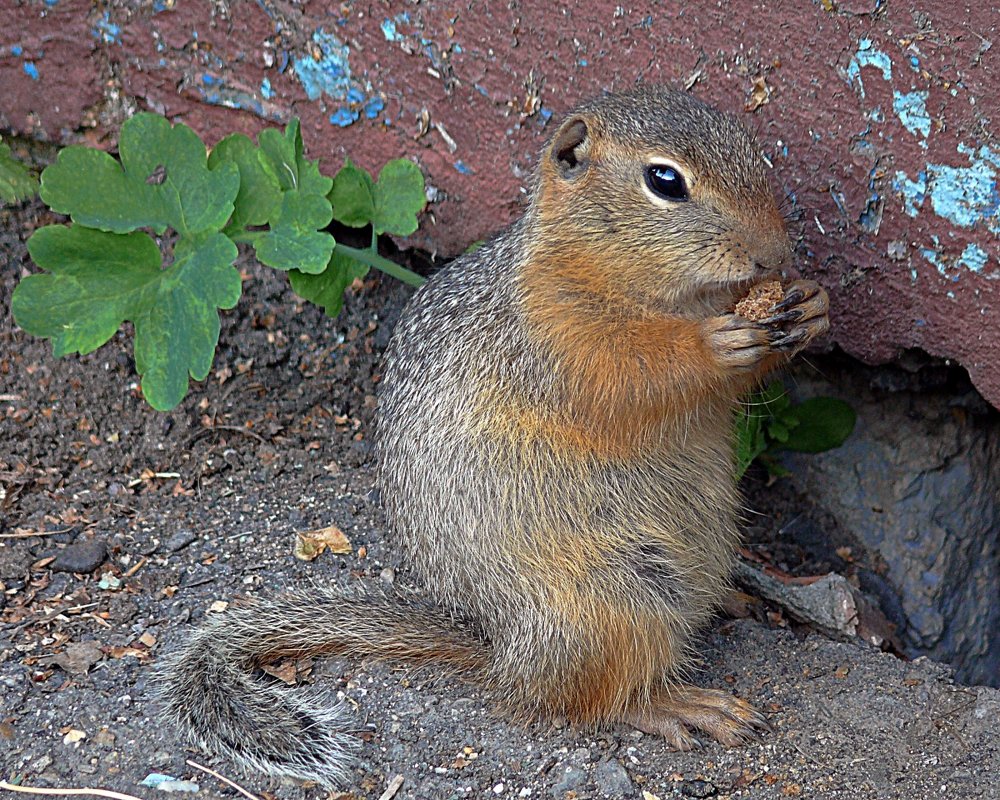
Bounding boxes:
551 764 587 797
159 530 198 553
594 758 633 797
786 361 1000 686
50 538 108 574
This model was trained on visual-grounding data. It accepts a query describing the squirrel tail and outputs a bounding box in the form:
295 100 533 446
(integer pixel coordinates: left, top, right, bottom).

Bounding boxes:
156 588 488 787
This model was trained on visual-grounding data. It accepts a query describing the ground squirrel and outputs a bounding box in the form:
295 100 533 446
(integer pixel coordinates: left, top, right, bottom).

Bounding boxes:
159 85 830 786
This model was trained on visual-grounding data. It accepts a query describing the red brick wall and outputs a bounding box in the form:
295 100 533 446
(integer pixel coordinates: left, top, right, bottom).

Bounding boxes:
3 1 998 405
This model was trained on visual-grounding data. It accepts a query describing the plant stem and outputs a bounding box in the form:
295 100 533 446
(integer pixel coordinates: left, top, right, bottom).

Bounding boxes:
337 244 426 287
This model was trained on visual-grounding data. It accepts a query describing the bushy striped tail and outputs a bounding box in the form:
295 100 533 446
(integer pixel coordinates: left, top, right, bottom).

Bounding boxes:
156 588 488 787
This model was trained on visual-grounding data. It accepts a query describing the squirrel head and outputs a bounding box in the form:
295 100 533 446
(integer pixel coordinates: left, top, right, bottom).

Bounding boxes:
528 86 791 315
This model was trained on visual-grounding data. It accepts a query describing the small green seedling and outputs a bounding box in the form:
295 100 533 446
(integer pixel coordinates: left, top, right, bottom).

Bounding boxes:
0 137 39 204
11 113 426 411
735 380 856 478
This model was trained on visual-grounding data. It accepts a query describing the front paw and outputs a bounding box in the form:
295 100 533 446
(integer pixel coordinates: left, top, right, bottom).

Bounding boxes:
758 279 830 355
704 314 772 373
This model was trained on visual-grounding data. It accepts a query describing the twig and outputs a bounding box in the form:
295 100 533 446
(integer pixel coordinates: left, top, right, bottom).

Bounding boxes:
123 557 147 578
0 780 145 800
0 528 73 539
186 425 266 447
377 775 405 800
185 759 261 800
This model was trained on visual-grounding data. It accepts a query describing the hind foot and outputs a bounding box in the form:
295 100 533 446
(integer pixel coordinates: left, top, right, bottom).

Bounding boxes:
624 686 770 750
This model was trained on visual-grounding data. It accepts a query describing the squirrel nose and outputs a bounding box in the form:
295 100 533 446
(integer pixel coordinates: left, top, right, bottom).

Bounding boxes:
751 235 793 273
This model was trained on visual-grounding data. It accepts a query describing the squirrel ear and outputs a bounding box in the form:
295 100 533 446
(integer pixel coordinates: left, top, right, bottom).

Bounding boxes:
551 116 592 179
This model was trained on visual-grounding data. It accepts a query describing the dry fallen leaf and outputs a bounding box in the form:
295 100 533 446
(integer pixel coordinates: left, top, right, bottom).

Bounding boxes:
108 646 150 662
208 600 229 613
745 75 771 111
51 640 104 675
261 656 314 685
294 525 352 561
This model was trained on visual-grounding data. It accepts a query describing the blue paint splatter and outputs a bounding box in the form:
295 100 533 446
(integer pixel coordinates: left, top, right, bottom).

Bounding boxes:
44 0 58 6
11 44 23 56
381 18 401 42
893 170 927 217
909 55 920 70
893 90 931 142
846 38 892 98
928 145 1000 232
329 107 359 127
957 243 989 273
202 73 222 86
539 108 553 124
454 160 473 175
346 87 364 104
919 236 954 278
578 59 588 67
92 11 121 45
260 77 273 99
293 28 352 102
894 144 1000 233
23 62 39 80
363 96 384 119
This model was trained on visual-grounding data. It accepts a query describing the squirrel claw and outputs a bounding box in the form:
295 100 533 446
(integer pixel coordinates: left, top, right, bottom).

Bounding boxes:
624 687 769 750
768 328 808 351
770 287 805 312
759 308 804 327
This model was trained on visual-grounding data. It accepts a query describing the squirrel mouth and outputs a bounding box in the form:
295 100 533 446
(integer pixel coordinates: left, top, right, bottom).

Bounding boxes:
699 269 781 314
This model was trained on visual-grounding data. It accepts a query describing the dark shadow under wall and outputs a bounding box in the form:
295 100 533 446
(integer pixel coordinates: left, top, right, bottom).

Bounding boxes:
745 349 1000 687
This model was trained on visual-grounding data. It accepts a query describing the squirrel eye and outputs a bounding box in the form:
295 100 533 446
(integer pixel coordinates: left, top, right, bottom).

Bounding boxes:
645 164 689 202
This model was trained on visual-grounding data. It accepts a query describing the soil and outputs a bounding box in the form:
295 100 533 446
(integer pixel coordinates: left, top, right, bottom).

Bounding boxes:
1 198 998 800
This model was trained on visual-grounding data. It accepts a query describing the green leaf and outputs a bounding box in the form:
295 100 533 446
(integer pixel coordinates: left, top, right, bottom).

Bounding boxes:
734 407 768 479
254 191 335 273
258 119 332 199
767 420 790 443
779 397 857 454
757 380 790 415
776 411 801 430
0 139 39 204
329 159 376 228
759 455 791 478
209 133 282 231
133 232 241 409
40 113 239 236
14 226 162 356
289 249 369 317
372 158 425 235
329 158 425 235
13 224 240 410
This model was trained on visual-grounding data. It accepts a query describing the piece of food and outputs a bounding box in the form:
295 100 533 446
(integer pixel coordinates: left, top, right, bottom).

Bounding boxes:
734 280 784 321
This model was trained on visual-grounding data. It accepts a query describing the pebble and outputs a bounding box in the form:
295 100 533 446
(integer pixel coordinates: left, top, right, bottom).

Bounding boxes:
594 758 633 796
51 538 107 574
551 765 587 797
160 530 198 553
680 779 718 798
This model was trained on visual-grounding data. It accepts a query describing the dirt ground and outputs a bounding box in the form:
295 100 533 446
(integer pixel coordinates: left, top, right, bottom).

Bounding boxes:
1 200 998 800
